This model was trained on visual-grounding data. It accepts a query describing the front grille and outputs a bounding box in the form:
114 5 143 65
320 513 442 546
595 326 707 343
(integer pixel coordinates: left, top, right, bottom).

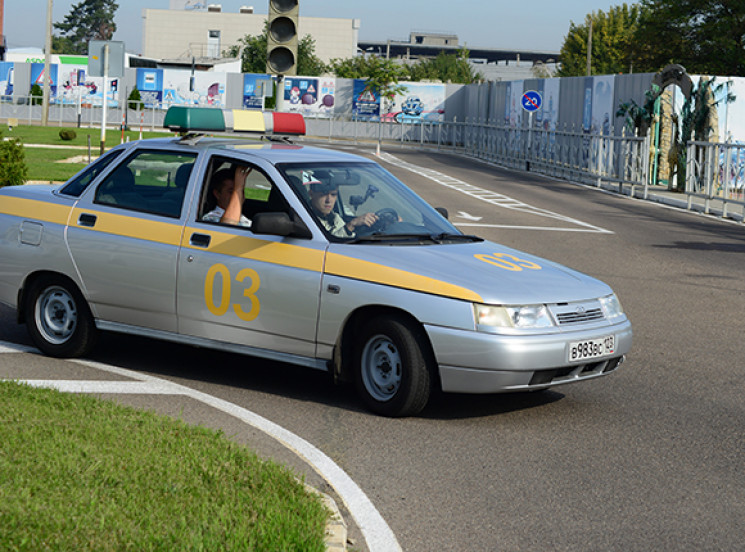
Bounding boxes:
555 308 604 325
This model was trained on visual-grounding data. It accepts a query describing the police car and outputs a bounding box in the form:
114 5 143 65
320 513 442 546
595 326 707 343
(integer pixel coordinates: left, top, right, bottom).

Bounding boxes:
0 106 631 416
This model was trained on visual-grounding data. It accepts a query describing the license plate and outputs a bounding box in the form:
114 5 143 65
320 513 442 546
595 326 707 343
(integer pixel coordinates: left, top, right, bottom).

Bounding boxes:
568 336 615 362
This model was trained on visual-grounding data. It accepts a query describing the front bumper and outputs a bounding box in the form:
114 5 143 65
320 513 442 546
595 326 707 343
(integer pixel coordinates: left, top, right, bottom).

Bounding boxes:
425 319 632 394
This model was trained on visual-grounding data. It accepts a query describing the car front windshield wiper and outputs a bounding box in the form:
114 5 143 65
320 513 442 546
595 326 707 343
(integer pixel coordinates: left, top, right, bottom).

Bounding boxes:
347 232 484 245
429 233 484 243
347 233 438 244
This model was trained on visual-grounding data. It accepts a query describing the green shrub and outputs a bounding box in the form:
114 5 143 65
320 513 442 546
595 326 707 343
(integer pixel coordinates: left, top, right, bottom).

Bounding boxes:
127 87 142 110
30 84 43 106
59 129 77 141
0 130 28 187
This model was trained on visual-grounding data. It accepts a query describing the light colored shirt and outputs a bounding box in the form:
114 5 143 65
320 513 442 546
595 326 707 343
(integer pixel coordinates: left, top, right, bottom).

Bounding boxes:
202 206 251 227
316 211 354 238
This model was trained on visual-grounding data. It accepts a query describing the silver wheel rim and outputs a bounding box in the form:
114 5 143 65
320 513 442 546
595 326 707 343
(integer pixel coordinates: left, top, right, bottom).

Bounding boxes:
361 334 402 402
35 286 78 345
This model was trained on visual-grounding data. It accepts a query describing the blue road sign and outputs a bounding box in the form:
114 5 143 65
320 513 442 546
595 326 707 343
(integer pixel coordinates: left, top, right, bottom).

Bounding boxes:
521 90 542 112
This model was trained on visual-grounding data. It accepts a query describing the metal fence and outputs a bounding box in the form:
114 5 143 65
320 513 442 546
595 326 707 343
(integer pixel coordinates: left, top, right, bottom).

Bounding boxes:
0 96 164 133
306 116 651 190
2 98 652 193
686 140 745 220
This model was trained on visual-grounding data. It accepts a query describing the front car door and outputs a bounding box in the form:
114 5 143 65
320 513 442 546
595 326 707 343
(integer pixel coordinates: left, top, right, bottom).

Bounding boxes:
176 154 327 365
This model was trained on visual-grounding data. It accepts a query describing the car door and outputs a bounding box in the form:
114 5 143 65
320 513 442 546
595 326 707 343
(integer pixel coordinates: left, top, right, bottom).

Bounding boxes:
176 154 326 361
66 148 197 332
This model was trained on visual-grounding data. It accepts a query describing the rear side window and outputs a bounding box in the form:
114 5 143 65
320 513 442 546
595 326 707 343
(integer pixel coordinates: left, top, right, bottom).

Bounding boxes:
94 150 197 218
57 149 123 197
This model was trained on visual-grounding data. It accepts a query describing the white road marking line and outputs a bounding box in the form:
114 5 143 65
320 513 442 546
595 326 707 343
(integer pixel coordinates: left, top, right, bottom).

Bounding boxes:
0 343 36 353
453 223 608 231
1 341 400 552
377 151 613 234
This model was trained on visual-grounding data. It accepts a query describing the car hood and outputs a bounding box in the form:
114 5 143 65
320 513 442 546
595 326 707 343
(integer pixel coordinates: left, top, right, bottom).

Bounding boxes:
325 239 613 305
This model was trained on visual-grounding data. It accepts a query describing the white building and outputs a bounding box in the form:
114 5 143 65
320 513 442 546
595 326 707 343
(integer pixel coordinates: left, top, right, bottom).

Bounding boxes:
142 5 359 64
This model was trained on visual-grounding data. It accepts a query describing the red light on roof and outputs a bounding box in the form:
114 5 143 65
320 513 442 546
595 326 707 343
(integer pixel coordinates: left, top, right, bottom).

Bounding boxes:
272 112 306 136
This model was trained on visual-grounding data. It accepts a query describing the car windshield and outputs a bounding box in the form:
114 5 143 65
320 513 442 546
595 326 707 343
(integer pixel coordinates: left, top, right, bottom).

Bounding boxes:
277 161 474 243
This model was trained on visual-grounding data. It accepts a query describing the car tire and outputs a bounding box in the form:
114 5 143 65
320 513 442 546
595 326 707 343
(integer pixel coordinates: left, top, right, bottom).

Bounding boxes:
354 315 432 417
25 275 97 358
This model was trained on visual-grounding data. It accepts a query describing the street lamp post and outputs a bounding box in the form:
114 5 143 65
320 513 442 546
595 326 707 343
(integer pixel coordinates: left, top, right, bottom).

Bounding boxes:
41 0 53 126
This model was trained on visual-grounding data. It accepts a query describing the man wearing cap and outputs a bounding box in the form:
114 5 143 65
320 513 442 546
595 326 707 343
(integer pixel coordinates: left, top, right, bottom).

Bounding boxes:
308 179 378 238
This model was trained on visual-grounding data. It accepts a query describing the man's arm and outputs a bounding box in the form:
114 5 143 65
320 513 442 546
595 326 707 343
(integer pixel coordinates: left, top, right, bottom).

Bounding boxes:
220 166 252 224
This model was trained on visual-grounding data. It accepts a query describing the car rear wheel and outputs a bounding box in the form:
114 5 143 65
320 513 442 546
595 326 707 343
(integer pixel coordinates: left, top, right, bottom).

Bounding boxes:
25 276 97 358
354 315 432 417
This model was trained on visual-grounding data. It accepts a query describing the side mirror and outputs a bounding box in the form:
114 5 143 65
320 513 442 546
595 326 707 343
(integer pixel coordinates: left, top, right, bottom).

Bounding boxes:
252 212 312 239
435 207 449 220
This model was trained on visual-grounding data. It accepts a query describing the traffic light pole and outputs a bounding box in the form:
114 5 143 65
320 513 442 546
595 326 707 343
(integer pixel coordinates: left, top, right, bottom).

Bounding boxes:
275 75 284 112
100 44 109 155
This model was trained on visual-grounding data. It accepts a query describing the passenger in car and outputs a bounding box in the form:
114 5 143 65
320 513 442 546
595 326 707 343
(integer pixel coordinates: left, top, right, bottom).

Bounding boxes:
307 178 377 237
202 166 252 227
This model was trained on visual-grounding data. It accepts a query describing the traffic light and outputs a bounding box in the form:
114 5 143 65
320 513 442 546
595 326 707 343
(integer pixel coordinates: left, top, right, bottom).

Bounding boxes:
266 0 299 76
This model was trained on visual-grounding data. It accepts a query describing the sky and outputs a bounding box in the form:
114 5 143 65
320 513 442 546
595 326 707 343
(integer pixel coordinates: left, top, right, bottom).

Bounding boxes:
5 0 620 55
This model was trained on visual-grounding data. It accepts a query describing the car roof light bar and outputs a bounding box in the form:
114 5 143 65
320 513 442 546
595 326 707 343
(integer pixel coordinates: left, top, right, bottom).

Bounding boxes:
163 106 305 136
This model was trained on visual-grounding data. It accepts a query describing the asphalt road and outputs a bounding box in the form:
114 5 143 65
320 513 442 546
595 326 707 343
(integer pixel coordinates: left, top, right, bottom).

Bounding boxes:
2 145 744 551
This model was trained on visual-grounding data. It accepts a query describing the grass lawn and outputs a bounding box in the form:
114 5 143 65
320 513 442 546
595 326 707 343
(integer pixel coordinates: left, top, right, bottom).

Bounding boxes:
23 147 90 182
1 124 176 183
0 381 329 551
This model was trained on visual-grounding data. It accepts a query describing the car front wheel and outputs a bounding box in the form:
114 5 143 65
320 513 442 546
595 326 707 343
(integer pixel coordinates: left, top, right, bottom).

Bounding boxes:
354 315 432 417
25 275 97 358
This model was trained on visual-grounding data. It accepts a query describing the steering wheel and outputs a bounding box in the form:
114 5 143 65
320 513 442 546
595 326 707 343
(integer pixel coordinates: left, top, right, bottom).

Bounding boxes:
370 208 399 232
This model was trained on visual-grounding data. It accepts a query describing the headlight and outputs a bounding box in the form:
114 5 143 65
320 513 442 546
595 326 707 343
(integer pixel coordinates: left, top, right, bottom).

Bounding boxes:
599 294 625 322
474 304 554 329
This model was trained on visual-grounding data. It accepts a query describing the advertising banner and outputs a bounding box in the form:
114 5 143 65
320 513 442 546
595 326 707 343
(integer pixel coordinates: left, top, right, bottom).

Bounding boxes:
136 68 164 108
540 78 560 131
591 75 615 135
56 64 118 107
352 78 380 120
384 82 445 122
30 63 58 99
163 69 226 107
283 76 336 116
243 73 271 109
0 62 14 98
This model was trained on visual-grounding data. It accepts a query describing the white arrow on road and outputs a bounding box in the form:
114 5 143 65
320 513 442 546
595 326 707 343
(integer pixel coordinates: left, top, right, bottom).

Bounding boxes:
456 211 483 221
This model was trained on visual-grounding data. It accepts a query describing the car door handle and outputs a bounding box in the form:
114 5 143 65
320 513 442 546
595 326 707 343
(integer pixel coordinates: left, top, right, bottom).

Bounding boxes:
190 233 211 248
78 213 97 227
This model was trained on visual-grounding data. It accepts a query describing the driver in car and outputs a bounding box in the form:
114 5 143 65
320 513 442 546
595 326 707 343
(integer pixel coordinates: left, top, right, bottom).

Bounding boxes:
308 178 378 238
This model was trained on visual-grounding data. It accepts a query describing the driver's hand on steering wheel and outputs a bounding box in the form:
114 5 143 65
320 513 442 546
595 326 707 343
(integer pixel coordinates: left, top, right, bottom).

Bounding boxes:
346 212 378 232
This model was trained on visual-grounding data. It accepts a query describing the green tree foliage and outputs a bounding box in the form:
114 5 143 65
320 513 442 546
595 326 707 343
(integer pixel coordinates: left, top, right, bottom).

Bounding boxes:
0 131 28 187
29 84 43 105
52 0 118 55
329 55 408 110
616 84 660 135
633 0 745 75
408 49 483 84
127 87 142 110
558 4 643 77
225 24 326 76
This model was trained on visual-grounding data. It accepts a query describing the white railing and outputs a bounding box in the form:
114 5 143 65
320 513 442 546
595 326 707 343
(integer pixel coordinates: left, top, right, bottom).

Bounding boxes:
304 116 650 189
0 96 163 133
686 140 745 220
2 98 650 189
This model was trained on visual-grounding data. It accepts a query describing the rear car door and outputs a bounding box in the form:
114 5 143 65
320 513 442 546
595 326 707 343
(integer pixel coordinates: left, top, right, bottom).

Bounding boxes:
66 148 197 332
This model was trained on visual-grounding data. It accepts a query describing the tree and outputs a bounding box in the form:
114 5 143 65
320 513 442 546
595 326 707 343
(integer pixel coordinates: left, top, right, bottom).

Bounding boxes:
225 24 326 76
558 4 643 77
408 49 483 84
329 55 408 110
633 0 745 75
52 0 118 55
